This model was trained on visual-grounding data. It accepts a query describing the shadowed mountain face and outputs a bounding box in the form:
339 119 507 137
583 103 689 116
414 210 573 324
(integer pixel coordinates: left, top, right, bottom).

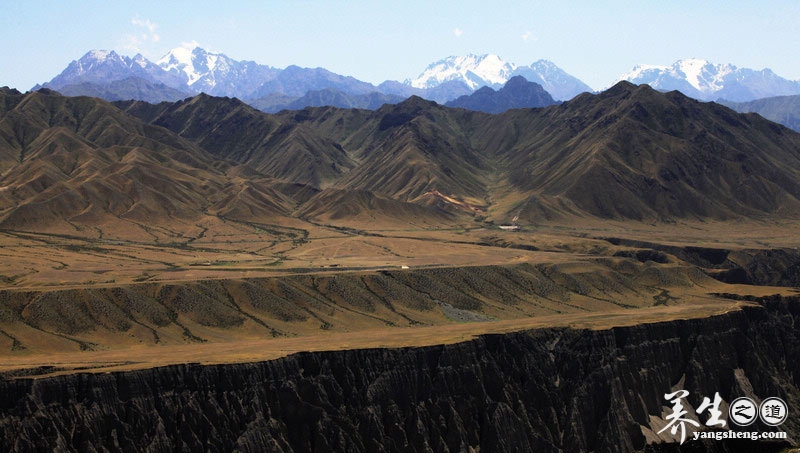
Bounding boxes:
338 97 491 201
2 82 800 234
251 89 406 114
55 76 190 104
445 75 558 113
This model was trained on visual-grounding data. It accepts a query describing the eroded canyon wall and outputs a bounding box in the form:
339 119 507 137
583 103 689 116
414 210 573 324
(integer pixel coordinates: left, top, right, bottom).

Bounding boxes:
1 296 798 453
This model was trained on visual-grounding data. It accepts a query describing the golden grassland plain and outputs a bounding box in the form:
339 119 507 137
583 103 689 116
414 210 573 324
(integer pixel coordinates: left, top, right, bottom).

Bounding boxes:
1 216 798 378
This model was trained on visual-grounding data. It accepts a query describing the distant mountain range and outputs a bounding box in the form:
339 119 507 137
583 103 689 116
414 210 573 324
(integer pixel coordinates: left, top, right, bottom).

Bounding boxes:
619 58 800 102
251 89 407 114
34 46 591 110
721 94 800 132
53 77 189 103
155 46 279 98
409 54 592 101
27 48 800 124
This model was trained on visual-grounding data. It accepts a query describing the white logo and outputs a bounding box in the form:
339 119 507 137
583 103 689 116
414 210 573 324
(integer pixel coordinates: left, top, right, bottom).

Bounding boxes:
728 397 758 426
659 391 790 444
759 397 788 426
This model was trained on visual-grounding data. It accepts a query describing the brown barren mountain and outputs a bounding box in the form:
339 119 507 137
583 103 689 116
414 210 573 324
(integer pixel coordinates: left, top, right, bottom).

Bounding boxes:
1 83 800 239
479 82 800 220
117 82 800 224
116 95 360 187
0 90 230 234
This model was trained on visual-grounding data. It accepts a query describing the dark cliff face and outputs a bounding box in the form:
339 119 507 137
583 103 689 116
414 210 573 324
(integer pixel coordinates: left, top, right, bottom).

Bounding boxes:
1 297 798 453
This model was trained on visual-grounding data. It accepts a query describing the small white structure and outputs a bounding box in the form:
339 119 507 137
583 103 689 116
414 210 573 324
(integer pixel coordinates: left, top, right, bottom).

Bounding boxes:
499 215 521 230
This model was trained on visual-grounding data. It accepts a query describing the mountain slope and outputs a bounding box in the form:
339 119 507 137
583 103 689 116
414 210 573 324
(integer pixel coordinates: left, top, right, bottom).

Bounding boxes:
445 76 557 113
116 95 361 188
338 97 492 202
1 90 477 234
123 84 800 222
246 65 378 99
0 90 237 233
295 188 458 226
118 94 492 201
477 82 800 220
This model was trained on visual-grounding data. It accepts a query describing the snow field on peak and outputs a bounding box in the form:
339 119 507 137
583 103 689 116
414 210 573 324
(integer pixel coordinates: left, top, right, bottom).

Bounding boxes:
158 46 203 85
410 54 516 89
88 50 113 60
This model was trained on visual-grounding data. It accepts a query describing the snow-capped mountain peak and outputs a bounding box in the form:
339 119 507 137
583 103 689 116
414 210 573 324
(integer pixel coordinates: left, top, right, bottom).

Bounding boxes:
676 59 734 92
74 50 130 72
511 59 593 101
131 54 150 69
619 58 734 94
407 55 592 100
39 50 145 88
617 58 800 101
409 54 516 90
619 63 669 82
158 44 207 86
86 49 115 61
154 44 280 97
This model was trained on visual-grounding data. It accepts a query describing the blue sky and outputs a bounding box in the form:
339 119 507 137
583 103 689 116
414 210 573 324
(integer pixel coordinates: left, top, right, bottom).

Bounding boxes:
2 0 799 91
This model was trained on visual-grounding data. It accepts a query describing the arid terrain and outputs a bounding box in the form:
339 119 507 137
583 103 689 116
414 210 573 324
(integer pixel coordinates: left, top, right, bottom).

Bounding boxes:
2 84 800 451
1 216 798 377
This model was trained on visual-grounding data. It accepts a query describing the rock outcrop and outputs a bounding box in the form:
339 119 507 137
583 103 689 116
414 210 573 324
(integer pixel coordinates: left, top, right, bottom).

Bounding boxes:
1 297 798 452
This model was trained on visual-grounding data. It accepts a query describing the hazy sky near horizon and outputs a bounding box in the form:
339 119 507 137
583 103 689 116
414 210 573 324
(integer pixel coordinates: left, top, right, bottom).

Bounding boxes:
2 0 799 91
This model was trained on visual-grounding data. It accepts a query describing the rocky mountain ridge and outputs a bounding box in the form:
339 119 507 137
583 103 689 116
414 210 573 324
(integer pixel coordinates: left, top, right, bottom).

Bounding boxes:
3 81 800 235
